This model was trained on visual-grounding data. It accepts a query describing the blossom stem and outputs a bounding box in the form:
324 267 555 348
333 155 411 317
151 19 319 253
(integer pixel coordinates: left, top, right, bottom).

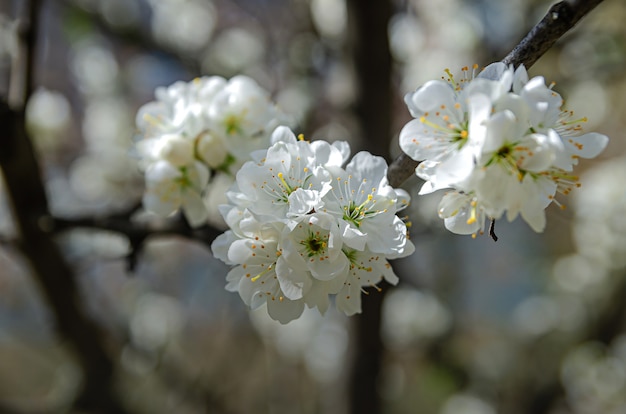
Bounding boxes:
489 218 498 242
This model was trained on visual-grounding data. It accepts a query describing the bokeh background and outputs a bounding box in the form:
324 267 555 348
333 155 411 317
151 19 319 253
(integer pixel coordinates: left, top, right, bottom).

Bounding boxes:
1 0 626 413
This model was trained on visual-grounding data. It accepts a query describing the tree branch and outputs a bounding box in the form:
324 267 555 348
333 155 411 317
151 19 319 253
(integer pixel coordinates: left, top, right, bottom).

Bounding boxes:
52 212 222 270
0 1 128 412
385 0 606 189
346 0 393 413
501 0 606 68
54 0 202 75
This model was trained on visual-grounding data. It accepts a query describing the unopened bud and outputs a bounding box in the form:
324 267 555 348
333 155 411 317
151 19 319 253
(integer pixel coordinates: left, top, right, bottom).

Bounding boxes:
196 132 228 168
156 134 194 166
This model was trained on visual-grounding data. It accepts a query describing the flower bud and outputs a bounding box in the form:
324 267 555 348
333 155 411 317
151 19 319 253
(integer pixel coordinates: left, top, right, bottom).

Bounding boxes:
156 134 194 167
196 132 228 168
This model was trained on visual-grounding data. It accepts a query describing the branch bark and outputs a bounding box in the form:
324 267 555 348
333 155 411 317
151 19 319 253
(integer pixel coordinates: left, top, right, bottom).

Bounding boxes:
0 1 127 412
346 0 393 413
501 0 606 68
52 213 222 270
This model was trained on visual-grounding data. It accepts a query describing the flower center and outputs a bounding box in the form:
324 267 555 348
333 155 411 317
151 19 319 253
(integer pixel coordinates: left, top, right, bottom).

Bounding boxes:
174 166 193 188
224 114 242 135
300 230 328 257
343 194 375 227
343 248 373 272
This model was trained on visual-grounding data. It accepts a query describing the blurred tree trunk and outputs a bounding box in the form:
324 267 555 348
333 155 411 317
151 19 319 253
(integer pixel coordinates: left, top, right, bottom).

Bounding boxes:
347 0 393 159
346 1 393 414
1 1 127 412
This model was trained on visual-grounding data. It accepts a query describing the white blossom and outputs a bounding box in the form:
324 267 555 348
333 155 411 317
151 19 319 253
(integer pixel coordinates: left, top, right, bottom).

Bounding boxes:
134 75 290 227
142 160 209 227
399 63 609 237
212 126 414 323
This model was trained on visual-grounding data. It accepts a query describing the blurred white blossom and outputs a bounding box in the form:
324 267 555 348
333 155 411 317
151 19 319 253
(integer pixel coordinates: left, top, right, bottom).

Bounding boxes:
25 88 71 152
134 75 290 226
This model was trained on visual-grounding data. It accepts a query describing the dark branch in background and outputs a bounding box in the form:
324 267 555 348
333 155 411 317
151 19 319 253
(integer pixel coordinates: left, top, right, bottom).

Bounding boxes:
0 1 127 412
348 0 392 158
8 0 41 108
53 211 222 270
385 0 607 189
54 0 202 75
346 0 393 413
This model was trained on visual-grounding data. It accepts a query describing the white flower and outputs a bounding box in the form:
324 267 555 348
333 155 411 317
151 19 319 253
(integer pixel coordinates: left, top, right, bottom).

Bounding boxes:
222 230 307 324
142 160 209 227
399 63 609 237
336 248 399 316
134 75 292 227
233 127 343 220
437 191 487 236
281 212 349 283
321 151 414 257
203 172 234 230
148 133 195 167
136 76 226 140
195 132 229 168
212 126 413 322
207 76 291 159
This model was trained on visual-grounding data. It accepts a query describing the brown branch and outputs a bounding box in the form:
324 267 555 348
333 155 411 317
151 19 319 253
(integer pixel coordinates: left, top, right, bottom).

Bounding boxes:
346 0 393 413
52 213 222 270
347 0 393 158
387 152 419 188
0 1 128 412
386 0 606 189
501 0 606 68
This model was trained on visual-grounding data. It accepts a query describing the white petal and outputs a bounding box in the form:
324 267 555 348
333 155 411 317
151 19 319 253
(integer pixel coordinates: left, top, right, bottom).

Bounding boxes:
405 80 456 114
477 62 507 81
521 208 546 233
335 282 363 316
287 188 321 217
142 191 179 217
211 231 237 265
266 298 305 324
346 151 387 182
309 250 349 282
270 125 298 145
565 132 609 159
275 257 312 300
182 190 209 227
339 221 368 251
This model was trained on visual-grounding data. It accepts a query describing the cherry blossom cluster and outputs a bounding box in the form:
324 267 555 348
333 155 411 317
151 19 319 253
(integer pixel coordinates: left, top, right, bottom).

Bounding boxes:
211 126 415 323
134 76 289 226
399 63 609 236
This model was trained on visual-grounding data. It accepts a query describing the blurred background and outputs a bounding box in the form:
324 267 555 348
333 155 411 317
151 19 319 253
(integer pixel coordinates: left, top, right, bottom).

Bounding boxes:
0 0 626 413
